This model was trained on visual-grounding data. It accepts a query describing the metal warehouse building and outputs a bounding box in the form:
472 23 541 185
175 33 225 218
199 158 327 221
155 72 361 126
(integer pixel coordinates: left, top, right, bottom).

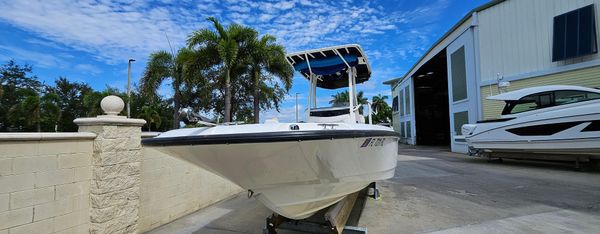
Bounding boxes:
384 0 600 153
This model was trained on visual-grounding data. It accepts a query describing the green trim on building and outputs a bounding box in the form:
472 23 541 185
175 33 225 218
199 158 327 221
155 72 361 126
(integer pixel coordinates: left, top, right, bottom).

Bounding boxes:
481 65 600 119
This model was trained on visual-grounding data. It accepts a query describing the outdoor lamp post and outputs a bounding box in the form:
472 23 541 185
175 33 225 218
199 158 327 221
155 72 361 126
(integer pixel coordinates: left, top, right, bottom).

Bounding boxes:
127 58 135 118
295 93 299 122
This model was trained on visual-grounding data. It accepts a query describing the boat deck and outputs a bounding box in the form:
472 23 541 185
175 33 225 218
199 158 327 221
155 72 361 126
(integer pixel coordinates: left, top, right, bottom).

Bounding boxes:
147 145 600 234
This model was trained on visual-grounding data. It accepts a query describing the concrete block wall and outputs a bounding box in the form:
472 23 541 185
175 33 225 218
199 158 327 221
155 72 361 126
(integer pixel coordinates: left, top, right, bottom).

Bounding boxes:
1 132 244 233
139 143 243 232
0 134 96 234
1 95 245 233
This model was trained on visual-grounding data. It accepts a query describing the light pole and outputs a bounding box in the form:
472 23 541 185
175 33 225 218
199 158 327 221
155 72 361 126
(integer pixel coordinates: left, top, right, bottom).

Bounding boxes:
127 58 135 118
295 93 299 122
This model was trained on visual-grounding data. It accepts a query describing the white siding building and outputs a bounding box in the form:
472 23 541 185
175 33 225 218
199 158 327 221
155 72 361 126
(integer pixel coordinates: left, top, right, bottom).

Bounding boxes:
385 0 600 153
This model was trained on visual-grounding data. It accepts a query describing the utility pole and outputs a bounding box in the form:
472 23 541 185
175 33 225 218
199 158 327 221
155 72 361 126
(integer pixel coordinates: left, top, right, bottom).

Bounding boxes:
127 59 135 118
295 93 299 122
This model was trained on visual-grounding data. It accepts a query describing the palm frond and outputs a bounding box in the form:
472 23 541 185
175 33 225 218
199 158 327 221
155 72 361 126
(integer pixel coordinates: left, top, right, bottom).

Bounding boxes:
140 50 173 96
217 39 239 67
187 29 219 49
207 17 228 40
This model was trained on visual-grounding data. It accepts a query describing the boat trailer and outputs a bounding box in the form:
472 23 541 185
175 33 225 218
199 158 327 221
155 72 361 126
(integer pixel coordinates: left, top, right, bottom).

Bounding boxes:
468 146 596 170
263 182 379 234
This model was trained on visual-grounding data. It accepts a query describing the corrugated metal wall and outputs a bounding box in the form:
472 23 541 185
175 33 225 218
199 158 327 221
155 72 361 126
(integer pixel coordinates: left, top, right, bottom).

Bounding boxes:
481 65 600 119
477 0 600 83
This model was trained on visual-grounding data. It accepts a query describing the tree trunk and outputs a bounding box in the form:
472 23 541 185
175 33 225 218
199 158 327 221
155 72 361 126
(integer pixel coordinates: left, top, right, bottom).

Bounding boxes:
253 70 260 124
224 69 232 123
172 104 179 129
172 84 181 129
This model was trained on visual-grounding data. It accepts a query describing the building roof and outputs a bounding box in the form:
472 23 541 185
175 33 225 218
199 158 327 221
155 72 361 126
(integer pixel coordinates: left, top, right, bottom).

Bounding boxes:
383 77 401 85
487 85 600 101
382 0 506 86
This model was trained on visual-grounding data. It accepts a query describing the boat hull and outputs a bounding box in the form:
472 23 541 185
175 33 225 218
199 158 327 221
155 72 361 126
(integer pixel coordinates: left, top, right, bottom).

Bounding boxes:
468 137 600 155
145 125 398 219
466 102 600 157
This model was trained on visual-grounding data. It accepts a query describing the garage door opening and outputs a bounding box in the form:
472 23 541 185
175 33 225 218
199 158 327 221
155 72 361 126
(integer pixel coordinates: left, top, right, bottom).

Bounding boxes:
413 51 450 146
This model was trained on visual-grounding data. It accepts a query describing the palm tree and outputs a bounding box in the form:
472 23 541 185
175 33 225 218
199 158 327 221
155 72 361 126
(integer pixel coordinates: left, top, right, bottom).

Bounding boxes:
248 35 293 123
7 89 60 132
40 92 61 132
329 90 368 106
370 94 392 123
187 17 257 123
8 89 40 131
140 105 162 131
371 94 389 113
329 90 368 114
140 48 196 129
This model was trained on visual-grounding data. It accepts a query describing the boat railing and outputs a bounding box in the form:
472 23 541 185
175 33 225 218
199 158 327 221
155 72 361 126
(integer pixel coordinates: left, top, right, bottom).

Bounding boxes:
364 102 373 125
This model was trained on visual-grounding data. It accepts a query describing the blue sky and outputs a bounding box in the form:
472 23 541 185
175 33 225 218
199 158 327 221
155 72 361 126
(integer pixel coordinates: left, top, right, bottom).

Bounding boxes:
0 0 488 122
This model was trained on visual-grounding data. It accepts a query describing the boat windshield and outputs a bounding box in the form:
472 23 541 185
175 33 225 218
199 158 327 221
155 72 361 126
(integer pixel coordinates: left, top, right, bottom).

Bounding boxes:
331 102 350 107
502 90 600 115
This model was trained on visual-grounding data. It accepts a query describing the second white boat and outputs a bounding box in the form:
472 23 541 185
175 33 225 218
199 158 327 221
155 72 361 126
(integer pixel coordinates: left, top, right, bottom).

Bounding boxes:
462 85 600 156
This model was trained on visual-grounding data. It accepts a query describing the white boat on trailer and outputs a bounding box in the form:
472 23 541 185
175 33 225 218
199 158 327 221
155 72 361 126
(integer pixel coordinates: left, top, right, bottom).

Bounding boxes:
142 44 399 220
461 85 600 163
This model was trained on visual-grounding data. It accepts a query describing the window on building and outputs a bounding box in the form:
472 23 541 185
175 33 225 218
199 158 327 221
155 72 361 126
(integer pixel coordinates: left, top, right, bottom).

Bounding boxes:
553 4 597 62
453 111 469 136
450 46 467 102
406 121 412 138
399 90 405 116
400 122 405 138
392 95 399 112
405 86 411 115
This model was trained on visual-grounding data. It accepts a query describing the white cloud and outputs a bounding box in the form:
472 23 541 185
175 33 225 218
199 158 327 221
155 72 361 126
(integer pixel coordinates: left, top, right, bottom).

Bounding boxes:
0 0 448 67
0 44 65 68
24 38 68 51
273 1 295 10
259 14 276 22
0 0 449 112
227 5 252 13
0 0 201 64
74 63 102 75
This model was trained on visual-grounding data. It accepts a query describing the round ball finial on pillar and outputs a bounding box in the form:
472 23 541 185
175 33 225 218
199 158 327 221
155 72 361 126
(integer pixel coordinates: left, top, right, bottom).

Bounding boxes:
100 95 125 116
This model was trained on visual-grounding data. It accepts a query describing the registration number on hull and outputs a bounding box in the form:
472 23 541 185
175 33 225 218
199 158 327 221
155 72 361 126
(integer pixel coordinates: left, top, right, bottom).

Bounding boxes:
360 138 386 147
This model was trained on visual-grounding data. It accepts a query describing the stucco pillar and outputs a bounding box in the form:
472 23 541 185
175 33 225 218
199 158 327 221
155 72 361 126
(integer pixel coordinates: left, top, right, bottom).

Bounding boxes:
74 96 146 234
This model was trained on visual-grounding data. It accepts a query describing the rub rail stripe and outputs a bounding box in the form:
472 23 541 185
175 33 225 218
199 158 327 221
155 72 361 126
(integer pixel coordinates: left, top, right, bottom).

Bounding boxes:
142 130 400 146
